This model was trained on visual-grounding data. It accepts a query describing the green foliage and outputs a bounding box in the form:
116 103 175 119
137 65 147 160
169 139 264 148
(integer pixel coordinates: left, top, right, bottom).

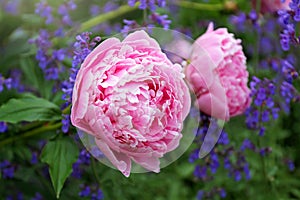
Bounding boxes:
0 94 61 123
41 136 79 199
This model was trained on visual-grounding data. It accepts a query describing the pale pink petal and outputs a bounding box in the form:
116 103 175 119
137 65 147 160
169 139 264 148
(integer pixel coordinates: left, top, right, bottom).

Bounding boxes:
123 30 160 48
131 156 160 173
95 138 132 177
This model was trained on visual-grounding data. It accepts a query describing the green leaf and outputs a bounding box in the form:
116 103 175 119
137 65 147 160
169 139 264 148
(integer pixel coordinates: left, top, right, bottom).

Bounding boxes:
19 58 54 99
0 94 61 123
291 189 300 198
41 137 79 199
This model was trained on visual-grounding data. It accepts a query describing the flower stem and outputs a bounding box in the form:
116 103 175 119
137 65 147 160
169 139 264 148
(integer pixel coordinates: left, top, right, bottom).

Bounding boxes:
0 122 62 147
91 157 102 186
80 4 139 32
257 137 268 182
173 1 224 11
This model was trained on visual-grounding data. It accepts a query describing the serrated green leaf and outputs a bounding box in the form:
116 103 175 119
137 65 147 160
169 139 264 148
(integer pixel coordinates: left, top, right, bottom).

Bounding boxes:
0 94 61 123
41 137 79 199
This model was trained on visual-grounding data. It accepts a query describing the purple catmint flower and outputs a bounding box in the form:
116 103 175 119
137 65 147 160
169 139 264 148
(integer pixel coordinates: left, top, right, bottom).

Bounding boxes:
0 160 15 179
57 0 76 26
224 157 231 169
90 5 100 16
61 114 70 133
103 1 118 12
45 67 59 80
277 0 300 50
281 60 298 83
290 0 300 21
121 19 138 34
209 152 220 174
287 160 295 171
79 185 91 197
35 1 53 24
196 190 204 200
229 12 247 31
0 121 8 133
0 70 22 93
219 188 227 198
243 164 251 180
30 152 39 165
234 170 242 181
194 165 207 180
149 13 171 29
31 193 43 200
189 149 200 163
0 76 4 92
128 0 166 10
71 149 91 178
91 189 104 200
78 149 91 165
52 49 66 61
71 162 82 178
240 139 256 151
4 0 20 15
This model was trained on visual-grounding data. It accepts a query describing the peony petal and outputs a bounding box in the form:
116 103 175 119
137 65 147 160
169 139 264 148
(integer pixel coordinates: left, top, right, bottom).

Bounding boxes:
123 30 160 49
196 80 229 121
82 37 120 70
95 138 132 177
131 155 160 173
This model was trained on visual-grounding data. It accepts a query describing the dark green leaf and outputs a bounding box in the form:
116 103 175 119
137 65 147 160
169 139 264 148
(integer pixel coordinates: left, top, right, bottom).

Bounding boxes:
0 94 61 123
41 137 79 199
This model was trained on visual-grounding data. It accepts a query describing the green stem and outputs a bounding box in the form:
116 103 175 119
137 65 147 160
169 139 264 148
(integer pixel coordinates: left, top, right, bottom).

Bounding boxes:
257 137 268 182
0 122 62 147
62 104 71 114
173 1 224 11
91 157 102 186
19 121 43 132
80 4 139 32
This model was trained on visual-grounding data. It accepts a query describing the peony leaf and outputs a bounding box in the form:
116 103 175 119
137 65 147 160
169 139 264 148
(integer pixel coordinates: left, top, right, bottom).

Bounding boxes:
41 137 79 199
0 94 61 123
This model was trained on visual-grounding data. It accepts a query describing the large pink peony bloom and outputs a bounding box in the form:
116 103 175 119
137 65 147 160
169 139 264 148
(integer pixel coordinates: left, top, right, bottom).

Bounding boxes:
252 0 291 13
185 23 251 121
71 30 191 177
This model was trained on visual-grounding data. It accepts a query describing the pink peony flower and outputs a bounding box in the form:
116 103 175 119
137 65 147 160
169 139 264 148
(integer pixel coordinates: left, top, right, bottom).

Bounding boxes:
252 0 291 13
185 23 251 121
71 30 191 177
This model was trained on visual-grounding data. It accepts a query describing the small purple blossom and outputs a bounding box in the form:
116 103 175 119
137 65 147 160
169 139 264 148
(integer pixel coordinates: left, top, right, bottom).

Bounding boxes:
0 160 15 179
121 19 139 34
0 121 8 133
278 0 300 50
287 160 295 171
58 0 77 26
35 1 53 24
31 193 43 200
30 152 39 165
62 114 70 133
128 0 166 11
149 13 171 29
79 185 91 197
